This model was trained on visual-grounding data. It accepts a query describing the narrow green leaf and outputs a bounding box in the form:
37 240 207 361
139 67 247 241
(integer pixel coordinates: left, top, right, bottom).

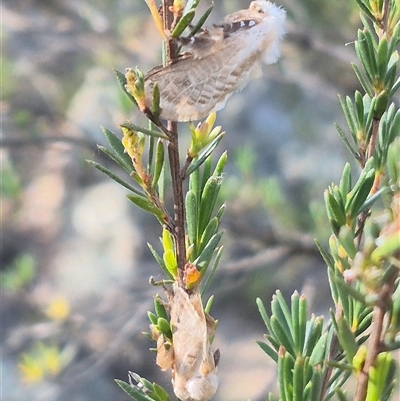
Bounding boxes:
338 226 357 259
158 161 165 202
194 231 223 273
257 340 279 362
345 95 358 137
185 190 199 250
304 317 324 356
184 134 224 178
154 296 168 320
86 159 142 195
293 356 304 401
309 367 323 401
354 0 375 21
198 217 219 256
356 308 373 336
127 194 165 220
183 0 200 14
150 83 161 120
214 151 228 176
147 124 156 173
364 95 376 135
102 127 133 169
201 245 223 296
358 185 388 214
204 295 214 314
199 176 220 235
315 240 335 271
309 332 327 367
97 144 132 174
352 63 374 97
113 69 138 106
355 90 364 128
345 169 375 219
189 4 214 37
278 349 288 401
148 242 173 279
171 10 195 37
215 203 226 221
373 90 389 119
151 139 165 190
333 277 369 305
337 315 358 363
201 155 213 190
377 37 389 81
292 292 301 354
157 317 172 339
339 163 352 199
272 291 294 343
324 191 346 234
298 294 307 355
384 59 398 91
115 379 155 401
281 351 295 401
148 311 158 325
256 297 272 331
189 164 200 195
357 30 377 81
270 315 296 357
153 383 170 401
120 122 168 140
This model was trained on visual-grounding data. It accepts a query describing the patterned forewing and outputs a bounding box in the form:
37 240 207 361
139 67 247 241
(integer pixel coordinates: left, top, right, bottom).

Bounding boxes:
145 34 260 121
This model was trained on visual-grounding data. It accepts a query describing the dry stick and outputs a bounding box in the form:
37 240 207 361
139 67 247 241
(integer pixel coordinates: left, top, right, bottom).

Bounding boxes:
163 0 186 287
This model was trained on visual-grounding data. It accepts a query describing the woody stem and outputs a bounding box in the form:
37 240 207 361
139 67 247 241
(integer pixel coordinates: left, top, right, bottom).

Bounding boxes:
163 0 186 287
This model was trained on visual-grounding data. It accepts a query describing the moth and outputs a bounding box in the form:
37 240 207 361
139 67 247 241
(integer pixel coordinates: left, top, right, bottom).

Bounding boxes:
145 1 286 122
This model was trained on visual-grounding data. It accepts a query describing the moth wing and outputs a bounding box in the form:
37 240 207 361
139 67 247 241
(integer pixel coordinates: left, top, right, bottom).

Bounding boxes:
144 38 256 122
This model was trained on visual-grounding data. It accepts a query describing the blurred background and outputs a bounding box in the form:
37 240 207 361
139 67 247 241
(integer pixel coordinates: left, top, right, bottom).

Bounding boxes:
2 0 365 400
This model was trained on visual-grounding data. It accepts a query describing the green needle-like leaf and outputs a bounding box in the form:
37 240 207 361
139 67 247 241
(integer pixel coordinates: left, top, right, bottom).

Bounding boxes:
171 10 195 37
189 4 214 37
86 160 142 195
120 122 169 140
271 315 296 357
151 139 165 190
115 379 155 401
336 315 358 363
257 340 279 362
113 69 138 106
127 194 165 221
185 190 198 251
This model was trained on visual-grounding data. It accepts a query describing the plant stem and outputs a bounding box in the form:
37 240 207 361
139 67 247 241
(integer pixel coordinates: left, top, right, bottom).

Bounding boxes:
353 274 397 401
163 0 186 287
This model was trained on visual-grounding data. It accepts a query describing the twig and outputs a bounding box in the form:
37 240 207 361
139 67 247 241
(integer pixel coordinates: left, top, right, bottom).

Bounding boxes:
353 274 397 401
162 0 186 287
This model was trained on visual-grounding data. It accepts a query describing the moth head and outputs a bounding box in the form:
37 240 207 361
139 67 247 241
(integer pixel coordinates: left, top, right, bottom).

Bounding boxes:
249 1 286 64
249 0 284 15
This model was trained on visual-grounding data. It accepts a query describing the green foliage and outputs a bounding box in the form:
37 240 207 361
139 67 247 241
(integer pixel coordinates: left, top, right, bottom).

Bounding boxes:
1 254 37 291
88 1 224 399
258 1 400 401
89 0 399 400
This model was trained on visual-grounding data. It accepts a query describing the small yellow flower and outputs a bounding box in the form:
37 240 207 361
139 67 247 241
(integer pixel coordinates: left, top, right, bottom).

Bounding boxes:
45 297 70 321
188 112 224 158
19 343 63 384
